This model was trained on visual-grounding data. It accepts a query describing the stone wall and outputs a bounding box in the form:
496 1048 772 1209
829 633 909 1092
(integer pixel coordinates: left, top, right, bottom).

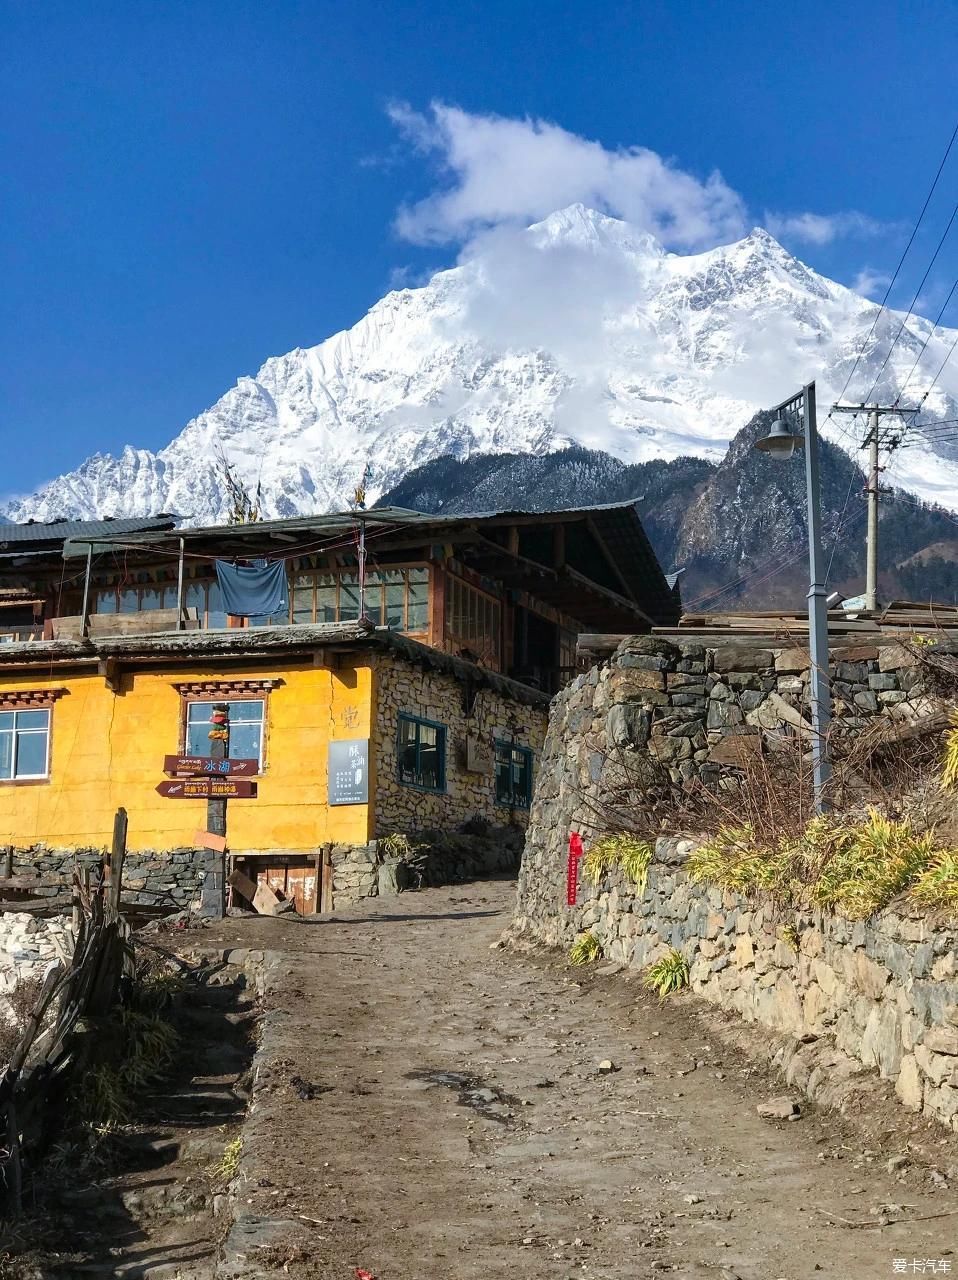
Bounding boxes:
331 825 525 907
514 838 958 1129
512 633 958 1130
373 654 548 834
589 633 930 788
9 846 216 913
0 913 73 998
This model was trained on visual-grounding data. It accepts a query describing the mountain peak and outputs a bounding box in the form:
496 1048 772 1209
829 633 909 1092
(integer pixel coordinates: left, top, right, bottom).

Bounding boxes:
527 204 665 257
6 209 958 525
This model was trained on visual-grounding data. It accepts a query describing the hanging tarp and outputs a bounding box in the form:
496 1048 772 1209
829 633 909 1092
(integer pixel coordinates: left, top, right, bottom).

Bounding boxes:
214 559 289 618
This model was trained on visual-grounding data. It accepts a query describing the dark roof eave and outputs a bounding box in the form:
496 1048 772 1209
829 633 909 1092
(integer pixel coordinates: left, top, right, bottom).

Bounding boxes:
0 623 550 708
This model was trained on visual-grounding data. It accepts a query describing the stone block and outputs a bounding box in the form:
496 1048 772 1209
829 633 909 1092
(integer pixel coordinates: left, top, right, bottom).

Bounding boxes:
916 1043 953 1085
850 951 891 999
707 701 744 730
924 1026 958 1055
878 642 918 672
868 673 898 691
854 691 880 712
861 1003 903 1078
712 646 774 673
734 934 755 968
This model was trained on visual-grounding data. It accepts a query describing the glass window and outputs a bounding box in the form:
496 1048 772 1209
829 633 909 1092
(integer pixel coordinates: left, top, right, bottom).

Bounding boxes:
407 570 429 631
0 708 51 780
495 741 533 809
185 699 265 768
339 575 360 622
397 714 446 792
317 575 337 623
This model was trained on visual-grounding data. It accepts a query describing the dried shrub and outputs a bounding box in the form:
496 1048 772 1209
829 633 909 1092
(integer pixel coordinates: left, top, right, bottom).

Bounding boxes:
568 933 601 966
644 949 689 998
688 809 951 919
581 835 653 891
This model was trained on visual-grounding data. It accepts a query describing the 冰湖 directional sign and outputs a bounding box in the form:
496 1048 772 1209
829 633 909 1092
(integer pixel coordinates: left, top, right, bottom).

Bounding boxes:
163 755 259 776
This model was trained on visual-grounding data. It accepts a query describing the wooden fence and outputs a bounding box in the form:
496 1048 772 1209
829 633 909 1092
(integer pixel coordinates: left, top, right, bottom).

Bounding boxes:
0 809 131 1217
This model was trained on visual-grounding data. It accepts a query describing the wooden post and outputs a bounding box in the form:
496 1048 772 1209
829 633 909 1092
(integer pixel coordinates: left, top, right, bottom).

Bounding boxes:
320 846 333 914
206 704 229 918
2 846 12 880
175 536 186 631
80 543 93 639
104 808 127 924
313 849 322 915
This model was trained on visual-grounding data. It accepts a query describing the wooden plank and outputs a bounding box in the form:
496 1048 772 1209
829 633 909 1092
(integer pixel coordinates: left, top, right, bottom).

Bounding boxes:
227 868 259 902
194 829 228 853
252 879 282 915
320 846 334 914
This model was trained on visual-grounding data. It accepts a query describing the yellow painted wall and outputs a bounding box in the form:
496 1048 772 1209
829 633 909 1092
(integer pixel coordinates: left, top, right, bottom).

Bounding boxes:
0 661 375 851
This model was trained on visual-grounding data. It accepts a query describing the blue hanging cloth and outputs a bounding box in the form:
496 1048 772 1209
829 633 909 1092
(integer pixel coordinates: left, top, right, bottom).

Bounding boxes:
214 559 289 618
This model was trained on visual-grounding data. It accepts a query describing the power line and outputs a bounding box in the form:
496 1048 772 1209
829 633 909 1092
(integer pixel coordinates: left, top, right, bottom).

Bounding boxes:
836 117 958 407
861 198 958 404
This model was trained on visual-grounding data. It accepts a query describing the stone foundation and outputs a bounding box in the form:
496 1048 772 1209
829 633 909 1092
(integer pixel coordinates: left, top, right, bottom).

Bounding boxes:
9 846 216 912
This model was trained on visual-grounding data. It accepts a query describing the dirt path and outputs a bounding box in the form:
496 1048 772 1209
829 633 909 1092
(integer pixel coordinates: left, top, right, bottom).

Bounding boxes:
194 880 957 1280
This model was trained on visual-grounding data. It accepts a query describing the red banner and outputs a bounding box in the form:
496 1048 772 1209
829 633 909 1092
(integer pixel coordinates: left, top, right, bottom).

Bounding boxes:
566 832 584 906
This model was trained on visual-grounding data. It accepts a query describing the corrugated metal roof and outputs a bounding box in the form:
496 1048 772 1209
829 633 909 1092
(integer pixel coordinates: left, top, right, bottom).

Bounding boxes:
0 515 177 546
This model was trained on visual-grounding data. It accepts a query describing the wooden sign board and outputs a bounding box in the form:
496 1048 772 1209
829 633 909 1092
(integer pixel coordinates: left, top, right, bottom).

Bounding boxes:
328 738 369 806
164 755 259 776
156 779 256 799
465 735 494 774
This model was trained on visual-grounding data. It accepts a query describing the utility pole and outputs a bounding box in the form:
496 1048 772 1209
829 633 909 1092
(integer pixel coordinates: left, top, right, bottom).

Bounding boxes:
831 401 919 612
865 407 880 612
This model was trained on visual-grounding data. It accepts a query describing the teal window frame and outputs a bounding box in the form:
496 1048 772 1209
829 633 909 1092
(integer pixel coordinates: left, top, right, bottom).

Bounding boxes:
396 713 446 793
495 740 533 809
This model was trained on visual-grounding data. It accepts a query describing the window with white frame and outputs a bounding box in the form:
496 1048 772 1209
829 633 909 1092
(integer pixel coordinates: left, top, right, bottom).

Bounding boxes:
0 709 51 780
185 699 265 769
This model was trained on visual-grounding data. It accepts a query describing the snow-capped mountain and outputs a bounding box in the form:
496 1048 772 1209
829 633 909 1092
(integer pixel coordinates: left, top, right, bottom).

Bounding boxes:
7 204 958 524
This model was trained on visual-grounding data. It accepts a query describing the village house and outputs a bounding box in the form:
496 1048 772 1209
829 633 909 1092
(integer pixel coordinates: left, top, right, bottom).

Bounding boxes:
0 503 679 910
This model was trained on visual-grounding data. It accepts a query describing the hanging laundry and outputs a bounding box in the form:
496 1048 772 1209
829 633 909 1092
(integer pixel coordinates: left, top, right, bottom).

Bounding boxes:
214 559 289 618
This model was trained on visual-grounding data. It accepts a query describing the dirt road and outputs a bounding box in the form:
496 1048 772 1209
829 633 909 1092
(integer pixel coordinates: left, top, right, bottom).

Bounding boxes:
196 880 956 1280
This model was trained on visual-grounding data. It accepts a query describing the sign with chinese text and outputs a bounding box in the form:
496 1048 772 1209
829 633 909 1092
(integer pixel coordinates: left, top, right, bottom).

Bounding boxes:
156 779 257 799
328 738 369 806
567 832 584 906
164 755 259 776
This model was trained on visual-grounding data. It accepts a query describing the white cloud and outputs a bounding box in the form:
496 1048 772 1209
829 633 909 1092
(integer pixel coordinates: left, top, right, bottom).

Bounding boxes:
387 102 748 251
852 266 893 299
764 210 887 246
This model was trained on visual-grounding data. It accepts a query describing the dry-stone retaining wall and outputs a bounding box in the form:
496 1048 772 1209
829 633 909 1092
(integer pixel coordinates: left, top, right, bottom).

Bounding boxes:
332 824 525 906
512 634 958 1130
8 846 216 912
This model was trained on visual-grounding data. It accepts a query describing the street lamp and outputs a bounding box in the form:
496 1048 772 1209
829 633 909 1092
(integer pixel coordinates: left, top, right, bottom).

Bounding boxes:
754 381 832 813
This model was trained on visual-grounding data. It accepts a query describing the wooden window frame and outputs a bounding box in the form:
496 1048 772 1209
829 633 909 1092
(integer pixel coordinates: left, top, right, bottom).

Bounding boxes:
174 680 276 774
494 739 533 810
0 690 65 786
396 713 447 794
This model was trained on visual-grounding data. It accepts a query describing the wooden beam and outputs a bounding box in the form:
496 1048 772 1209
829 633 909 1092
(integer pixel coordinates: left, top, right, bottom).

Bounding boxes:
552 522 566 570
577 633 632 655
98 657 122 692
585 515 644 610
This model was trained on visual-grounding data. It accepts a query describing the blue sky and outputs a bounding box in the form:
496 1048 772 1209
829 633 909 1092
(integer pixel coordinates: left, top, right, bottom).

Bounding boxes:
4 0 958 495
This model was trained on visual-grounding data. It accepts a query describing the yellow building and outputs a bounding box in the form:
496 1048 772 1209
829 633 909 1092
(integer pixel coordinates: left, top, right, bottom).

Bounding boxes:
0 503 678 911
0 624 549 910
